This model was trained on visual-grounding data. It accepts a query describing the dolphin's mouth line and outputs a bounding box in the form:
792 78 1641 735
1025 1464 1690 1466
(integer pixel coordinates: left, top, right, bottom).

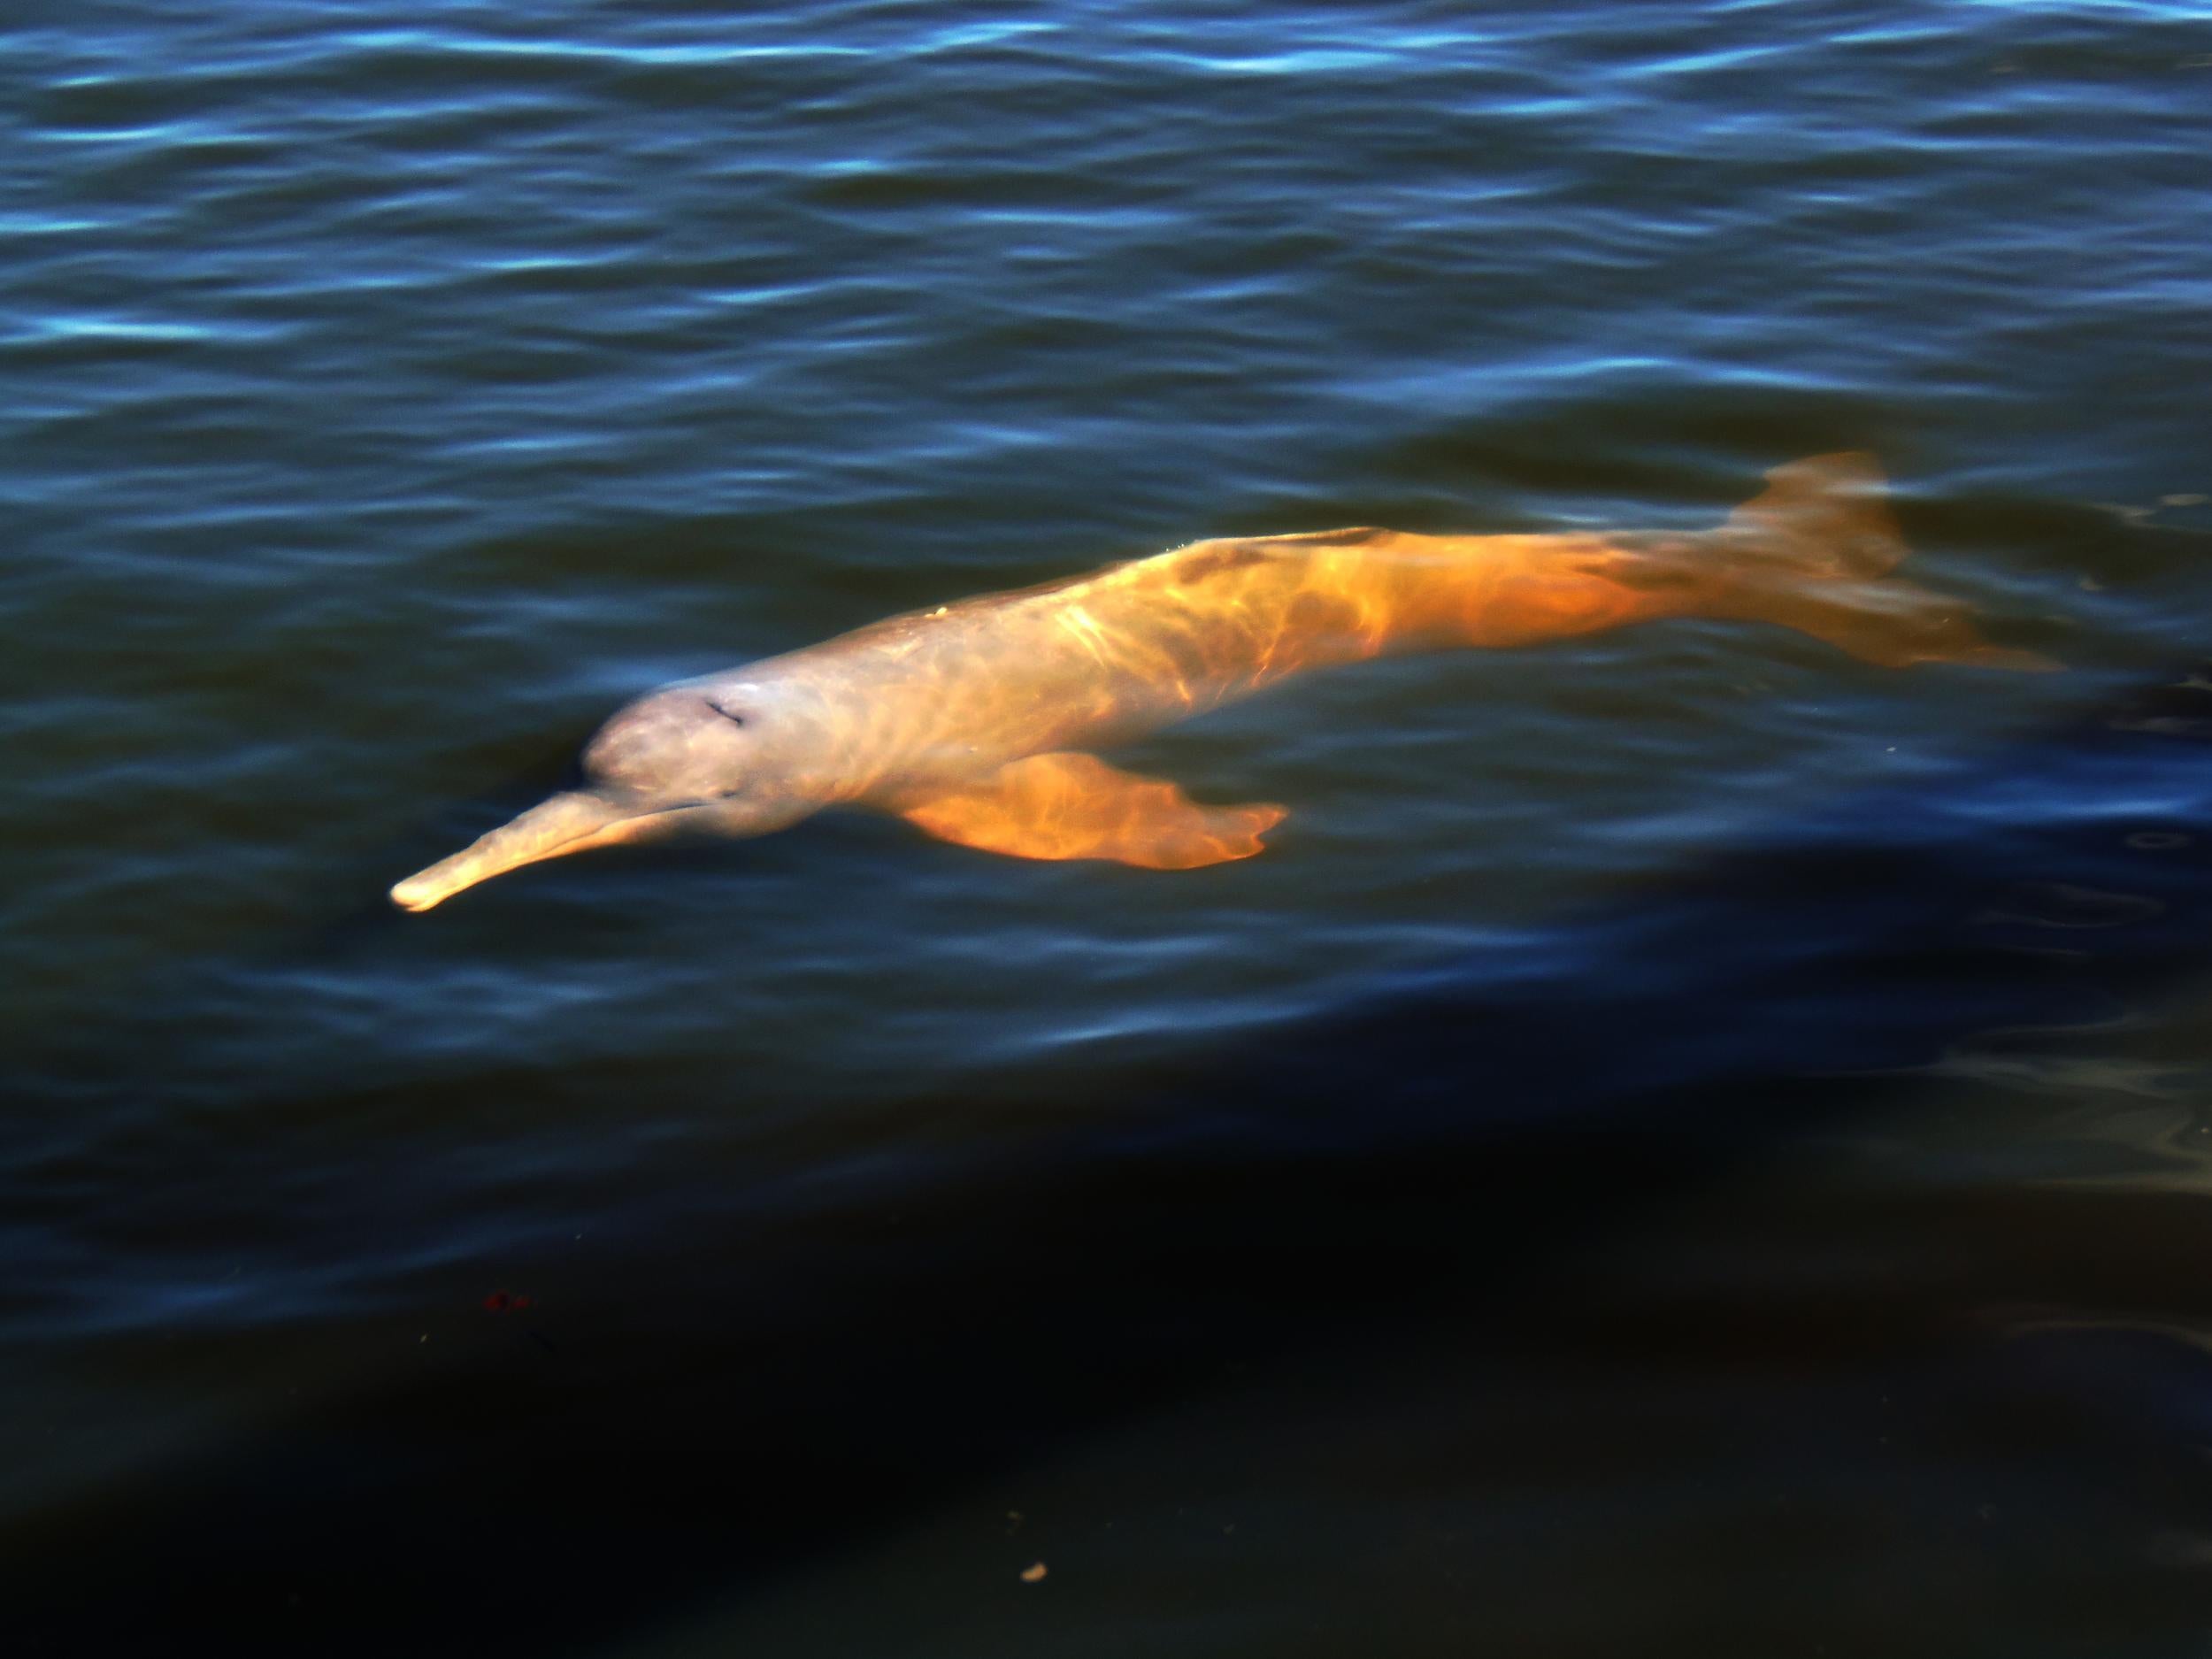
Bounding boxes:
389 793 706 912
508 813 647 861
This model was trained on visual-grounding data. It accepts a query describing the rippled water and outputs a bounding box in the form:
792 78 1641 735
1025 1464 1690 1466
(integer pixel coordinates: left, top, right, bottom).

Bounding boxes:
7 2 2212 1653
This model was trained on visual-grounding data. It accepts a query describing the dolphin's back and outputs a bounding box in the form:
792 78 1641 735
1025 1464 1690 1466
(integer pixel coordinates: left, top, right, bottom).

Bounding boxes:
805 454 2048 770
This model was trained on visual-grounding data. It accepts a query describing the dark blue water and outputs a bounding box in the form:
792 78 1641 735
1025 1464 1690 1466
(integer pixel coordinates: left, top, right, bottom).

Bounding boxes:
7 2 2212 1652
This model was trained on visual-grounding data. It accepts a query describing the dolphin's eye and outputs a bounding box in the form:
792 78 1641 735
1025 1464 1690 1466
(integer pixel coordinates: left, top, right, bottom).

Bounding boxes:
705 697 747 728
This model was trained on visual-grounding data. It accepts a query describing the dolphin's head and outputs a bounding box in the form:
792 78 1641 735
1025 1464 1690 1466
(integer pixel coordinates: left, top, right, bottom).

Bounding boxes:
390 680 823 912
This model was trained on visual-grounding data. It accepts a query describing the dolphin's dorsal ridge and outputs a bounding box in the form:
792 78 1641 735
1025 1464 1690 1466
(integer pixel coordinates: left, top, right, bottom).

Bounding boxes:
1242 526 1389 547
1171 528 1390 584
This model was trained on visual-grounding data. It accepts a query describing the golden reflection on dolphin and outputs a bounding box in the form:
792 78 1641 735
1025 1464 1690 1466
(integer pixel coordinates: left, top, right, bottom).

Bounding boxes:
392 453 2056 911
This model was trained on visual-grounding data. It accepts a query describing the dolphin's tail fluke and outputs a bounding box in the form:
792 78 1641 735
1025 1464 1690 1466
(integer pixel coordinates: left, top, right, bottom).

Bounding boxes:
1708 452 2058 671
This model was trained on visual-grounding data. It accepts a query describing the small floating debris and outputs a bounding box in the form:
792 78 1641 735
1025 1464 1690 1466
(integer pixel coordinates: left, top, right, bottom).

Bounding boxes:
1019 1562 1048 1584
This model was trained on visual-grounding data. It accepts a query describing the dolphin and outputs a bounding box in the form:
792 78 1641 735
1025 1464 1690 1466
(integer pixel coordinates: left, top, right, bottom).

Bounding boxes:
391 453 2055 911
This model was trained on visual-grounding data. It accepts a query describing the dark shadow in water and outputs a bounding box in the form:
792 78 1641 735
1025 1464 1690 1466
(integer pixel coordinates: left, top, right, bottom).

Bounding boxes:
13 669 2212 1656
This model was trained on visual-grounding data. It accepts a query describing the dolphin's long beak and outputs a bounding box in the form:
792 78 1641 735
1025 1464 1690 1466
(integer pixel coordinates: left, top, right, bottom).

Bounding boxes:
390 788 673 912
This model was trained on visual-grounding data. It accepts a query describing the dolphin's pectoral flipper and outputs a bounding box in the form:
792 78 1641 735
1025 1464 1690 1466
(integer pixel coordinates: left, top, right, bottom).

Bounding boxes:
895 753 1286 869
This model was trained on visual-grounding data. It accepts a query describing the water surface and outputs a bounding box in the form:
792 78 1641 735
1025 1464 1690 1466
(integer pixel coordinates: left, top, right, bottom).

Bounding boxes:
6 3 2212 1653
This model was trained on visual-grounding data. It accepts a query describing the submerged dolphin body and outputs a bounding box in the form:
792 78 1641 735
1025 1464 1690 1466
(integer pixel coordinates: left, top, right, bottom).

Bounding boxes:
391 453 2052 911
